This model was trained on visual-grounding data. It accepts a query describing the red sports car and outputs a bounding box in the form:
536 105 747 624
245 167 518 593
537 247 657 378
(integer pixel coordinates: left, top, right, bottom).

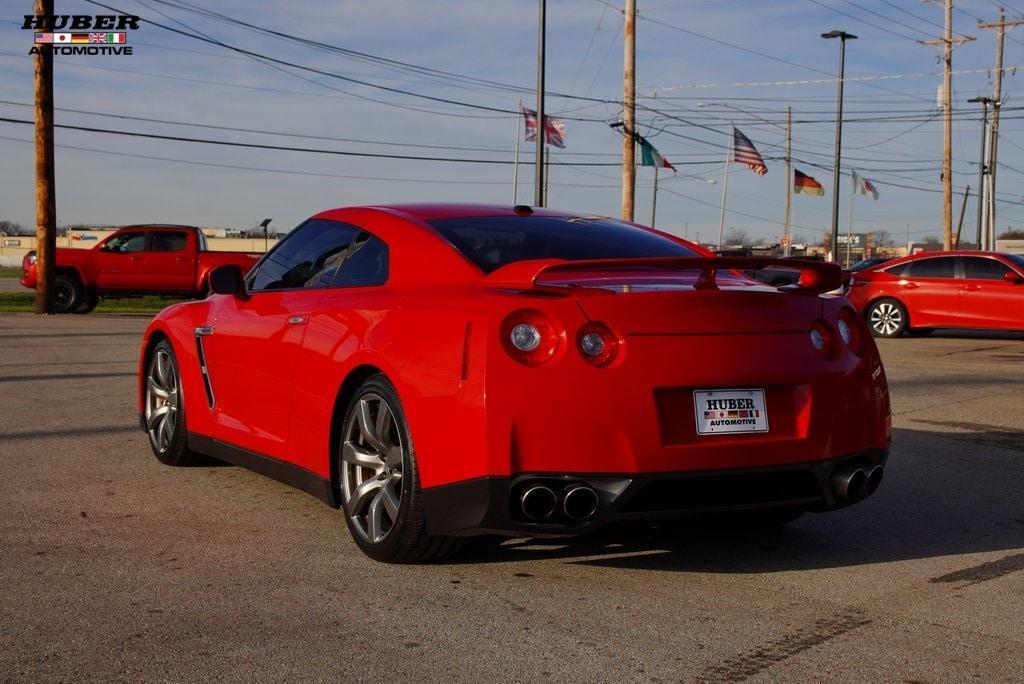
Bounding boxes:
138 204 891 563
845 250 1024 337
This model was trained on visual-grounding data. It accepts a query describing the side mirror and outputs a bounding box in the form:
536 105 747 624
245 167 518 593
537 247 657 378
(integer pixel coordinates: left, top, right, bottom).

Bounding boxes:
209 264 245 296
1003 271 1024 284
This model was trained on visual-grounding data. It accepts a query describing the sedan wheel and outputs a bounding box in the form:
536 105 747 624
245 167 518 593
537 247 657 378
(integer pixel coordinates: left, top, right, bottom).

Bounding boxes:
144 340 202 466
867 299 907 338
341 392 404 544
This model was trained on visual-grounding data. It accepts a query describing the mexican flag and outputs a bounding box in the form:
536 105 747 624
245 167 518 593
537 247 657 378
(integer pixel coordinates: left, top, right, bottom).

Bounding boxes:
640 139 676 172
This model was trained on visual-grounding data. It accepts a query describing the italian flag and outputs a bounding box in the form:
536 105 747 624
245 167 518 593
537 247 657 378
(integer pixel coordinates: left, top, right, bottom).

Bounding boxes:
640 139 676 172
794 169 825 197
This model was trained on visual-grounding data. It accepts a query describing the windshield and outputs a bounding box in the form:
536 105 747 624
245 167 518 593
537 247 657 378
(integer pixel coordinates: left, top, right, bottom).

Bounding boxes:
428 215 697 274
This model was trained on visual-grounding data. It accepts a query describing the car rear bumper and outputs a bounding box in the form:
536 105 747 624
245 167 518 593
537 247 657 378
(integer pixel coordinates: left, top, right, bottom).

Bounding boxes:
422 448 888 537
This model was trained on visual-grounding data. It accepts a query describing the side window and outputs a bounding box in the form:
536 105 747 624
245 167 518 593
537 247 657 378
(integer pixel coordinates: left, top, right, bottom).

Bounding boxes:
103 232 147 253
148 232 188 252
332 232 388 287
909 257 955 279
885 262 911 277
962 257 1011 280
248 219 359 292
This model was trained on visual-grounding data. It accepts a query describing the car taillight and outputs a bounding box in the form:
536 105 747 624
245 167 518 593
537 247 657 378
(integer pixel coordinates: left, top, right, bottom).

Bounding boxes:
500 310 562 366
837 307 865 355
576 321 623 367
809 319 838 359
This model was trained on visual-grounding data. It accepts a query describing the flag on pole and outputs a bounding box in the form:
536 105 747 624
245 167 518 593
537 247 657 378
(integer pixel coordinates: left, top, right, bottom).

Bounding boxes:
793 169 825 196
732 127 767 176
521 106 566 148
853 171 879 200
640 139 676 172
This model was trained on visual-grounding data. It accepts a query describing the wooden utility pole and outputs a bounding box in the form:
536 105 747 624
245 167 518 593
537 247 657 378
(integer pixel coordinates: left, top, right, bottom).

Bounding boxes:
920 1 974 250
621 0 636 221
782 106 793 257
978 11 1024 246
34 0 56 314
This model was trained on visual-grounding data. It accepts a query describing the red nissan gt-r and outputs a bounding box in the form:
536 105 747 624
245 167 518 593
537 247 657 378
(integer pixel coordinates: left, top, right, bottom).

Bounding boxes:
138 204 891 563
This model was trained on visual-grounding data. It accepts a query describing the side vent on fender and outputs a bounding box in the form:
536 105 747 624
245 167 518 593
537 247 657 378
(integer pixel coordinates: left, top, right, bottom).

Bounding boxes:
193 327 216 408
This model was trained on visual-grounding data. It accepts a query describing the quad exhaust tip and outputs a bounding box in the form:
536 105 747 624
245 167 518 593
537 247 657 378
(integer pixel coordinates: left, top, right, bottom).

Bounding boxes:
865 465 884 495
520 485 557 521
831 467 867 501
562 485 600 522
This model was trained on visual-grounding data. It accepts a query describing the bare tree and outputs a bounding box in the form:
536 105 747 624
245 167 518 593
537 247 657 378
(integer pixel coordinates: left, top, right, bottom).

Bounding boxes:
997 228 1024 239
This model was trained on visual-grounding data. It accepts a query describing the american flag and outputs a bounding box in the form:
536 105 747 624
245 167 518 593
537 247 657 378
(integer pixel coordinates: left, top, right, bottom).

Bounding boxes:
521 105 566 148
732 127 767 176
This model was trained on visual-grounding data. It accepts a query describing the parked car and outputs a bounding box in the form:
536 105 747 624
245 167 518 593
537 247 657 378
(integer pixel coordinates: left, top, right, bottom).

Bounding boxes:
20 225 261 313
846 250 1024 337
753 255 827 287
138 204 891 563
841 257 894 293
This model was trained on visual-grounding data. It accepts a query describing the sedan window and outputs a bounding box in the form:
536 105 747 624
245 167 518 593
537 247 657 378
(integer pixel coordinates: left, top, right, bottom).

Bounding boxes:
908 257 955 279
962 257 1012 280
249 219 360 291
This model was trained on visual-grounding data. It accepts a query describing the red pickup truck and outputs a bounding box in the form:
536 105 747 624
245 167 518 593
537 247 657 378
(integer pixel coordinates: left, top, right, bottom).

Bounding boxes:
21 225 261 313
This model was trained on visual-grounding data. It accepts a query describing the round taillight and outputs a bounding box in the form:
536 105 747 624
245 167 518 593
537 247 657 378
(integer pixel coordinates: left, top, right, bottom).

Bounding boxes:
838 307 864 355
810 320 837 359
500 310 561 366
576 321 622 367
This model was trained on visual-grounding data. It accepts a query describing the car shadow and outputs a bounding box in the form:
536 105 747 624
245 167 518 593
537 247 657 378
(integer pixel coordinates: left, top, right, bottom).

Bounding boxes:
447 427 1024 571
899 329 1024 341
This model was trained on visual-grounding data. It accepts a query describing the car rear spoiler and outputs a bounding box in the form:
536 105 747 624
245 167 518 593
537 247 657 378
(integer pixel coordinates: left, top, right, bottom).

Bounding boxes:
484 257 842 295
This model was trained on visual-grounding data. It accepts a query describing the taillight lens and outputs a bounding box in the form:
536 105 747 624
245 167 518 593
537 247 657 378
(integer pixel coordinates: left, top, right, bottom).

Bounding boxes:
838 307 865 355
576 321 623 367
809 319 837 359
500 310 562 366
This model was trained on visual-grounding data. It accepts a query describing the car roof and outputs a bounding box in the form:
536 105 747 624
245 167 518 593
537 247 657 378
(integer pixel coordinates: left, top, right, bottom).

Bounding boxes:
119 224 199 230
319 203 597 222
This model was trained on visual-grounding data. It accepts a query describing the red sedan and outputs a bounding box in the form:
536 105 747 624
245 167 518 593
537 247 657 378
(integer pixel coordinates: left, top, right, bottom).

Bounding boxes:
138 204 891 563
846 251 1024 337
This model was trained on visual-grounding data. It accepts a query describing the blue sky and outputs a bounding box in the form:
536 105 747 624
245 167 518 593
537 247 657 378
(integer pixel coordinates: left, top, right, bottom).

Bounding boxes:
1 0 1023 245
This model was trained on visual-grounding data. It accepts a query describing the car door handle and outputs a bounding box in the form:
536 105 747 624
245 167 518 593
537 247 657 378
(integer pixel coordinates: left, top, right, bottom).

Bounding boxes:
287 315 308 325
962 284 982 291
902 282 919 289
129 255 144 262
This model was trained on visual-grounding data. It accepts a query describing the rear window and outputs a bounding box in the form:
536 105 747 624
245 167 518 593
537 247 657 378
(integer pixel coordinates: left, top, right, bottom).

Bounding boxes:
428 215 697 274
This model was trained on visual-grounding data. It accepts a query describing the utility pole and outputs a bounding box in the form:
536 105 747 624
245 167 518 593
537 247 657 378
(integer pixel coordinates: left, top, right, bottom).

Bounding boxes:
822 30 856 263
783 106 793 257
621 0 636 221
968 97 992 249
534 0 546 207
978 11 1024 244
920 1 974 250
34 0 56 315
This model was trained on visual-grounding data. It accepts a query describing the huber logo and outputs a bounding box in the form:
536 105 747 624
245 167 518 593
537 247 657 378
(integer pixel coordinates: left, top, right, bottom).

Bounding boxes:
24 14 140 56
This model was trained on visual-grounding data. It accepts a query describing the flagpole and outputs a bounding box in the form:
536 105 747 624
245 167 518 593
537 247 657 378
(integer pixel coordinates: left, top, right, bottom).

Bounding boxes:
783 106 793 257
846 172 856 267
651 165 659 227
717 126 733 251
513 104 521 204
544 145 550 206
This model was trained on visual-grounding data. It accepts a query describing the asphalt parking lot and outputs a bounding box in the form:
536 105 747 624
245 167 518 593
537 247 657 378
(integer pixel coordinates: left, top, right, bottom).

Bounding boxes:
1 313 1023 682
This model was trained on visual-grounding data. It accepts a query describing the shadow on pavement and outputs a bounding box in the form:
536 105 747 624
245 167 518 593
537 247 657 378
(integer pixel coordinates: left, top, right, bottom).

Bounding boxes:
1 425 141 441
0 372 137 383
449 427 1024 572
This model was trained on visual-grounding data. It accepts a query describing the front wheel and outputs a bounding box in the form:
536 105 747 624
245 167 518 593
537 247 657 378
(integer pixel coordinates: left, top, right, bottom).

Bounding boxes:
53 274 83 314
866 298 908 338
73 292 99 314
338 375 461 563
144 339 203 466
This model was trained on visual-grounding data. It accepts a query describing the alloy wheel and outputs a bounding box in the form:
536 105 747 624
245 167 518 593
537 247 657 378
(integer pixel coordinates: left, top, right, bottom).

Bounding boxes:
54 280 73 312
341 393 404 544
869 302 902 336
145 348 179 453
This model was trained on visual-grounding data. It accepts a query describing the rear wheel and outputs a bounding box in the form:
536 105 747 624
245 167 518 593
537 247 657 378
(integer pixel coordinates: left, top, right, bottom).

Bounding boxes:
53 274 83 314
338 375 461 563
145 339 203 466
866 298 908 338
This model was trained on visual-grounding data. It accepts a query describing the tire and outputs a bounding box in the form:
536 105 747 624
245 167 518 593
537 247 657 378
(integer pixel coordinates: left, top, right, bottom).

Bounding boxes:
866 298 908 338
906 328 934 338
53 274 83 314
337 374 462 563
73 292 99 314
144 339 204 467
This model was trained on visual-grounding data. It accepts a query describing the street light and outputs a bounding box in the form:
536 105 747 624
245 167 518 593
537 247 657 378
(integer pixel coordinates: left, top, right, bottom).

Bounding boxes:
968 96 994 249
822 30 857 263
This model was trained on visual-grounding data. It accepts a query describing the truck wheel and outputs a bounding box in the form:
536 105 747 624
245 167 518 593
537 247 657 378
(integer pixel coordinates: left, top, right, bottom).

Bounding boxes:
73 292 100 314
53 274 83 314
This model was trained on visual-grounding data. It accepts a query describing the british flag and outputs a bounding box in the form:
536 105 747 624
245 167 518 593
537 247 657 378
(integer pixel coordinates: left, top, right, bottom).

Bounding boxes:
521 105 566 148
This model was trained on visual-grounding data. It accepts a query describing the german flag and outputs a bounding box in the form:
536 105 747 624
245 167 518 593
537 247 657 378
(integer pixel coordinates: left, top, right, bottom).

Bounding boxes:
794 169 825 197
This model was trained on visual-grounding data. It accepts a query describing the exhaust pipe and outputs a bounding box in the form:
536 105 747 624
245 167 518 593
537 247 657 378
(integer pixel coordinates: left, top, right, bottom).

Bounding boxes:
865 465 884 495
562 485 600 522
831 467 867 501
520 485 557 521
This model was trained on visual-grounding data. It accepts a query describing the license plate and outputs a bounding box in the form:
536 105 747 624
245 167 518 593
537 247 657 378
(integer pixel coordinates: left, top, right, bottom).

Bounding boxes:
693 389 769 435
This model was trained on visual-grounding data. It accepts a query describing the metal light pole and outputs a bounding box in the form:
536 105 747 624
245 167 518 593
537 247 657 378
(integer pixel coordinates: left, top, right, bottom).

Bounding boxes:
968 97 993 249
822 30 856 262
534 0 546 207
